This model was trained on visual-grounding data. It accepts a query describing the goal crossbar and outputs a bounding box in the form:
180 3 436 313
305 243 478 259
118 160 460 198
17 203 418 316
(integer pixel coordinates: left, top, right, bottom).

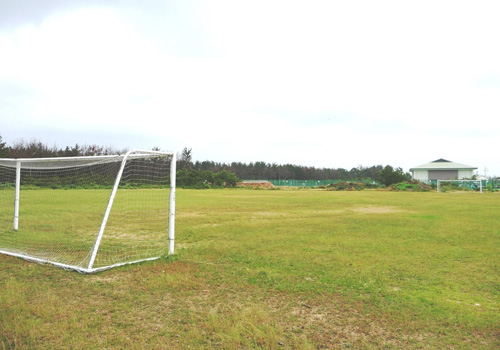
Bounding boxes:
0 149 177 273
0 151 168 169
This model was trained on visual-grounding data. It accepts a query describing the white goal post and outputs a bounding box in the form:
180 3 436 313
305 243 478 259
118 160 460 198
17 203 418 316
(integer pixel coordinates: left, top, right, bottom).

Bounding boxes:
0 149 176 273
437 179 483 193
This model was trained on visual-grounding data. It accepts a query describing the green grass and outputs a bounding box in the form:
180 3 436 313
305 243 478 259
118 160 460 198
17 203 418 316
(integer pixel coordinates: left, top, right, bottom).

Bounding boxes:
0 188 170 268
1 189 499 349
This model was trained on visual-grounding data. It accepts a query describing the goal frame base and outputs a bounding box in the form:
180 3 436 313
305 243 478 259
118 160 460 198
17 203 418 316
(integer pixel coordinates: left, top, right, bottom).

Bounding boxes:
0 249 165 273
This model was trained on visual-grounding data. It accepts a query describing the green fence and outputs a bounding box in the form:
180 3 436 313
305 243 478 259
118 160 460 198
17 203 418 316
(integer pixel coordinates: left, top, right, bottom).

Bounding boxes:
268 179 377 187
245 179 500 189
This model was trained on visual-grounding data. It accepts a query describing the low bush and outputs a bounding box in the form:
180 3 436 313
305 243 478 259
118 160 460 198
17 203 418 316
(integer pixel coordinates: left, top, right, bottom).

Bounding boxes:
326 182 368 191
388 180 432 192
177 169 240 189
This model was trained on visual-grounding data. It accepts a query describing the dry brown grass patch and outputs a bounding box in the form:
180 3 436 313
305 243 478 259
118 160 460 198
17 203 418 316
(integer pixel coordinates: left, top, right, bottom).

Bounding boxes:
351 206 408 214
237 182 275 188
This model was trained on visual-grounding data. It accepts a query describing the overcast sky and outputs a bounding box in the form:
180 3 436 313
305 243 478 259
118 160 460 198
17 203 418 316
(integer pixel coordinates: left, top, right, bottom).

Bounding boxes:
1 0 499 175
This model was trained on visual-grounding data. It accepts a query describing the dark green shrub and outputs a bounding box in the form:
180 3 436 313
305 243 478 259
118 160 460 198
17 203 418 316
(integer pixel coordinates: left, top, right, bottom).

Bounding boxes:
176 169 240 189
327 182 366 191
389 181 432 192
376 166 411 186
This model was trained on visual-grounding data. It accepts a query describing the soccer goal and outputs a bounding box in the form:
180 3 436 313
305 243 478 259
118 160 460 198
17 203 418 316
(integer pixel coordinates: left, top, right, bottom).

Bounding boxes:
437 179 483 193
0 149 176 273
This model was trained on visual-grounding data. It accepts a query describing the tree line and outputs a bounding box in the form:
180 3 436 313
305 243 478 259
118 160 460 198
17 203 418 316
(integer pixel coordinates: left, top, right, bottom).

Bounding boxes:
0 137 411 186
0 136 125 158
177 148 410 184
191 160 384 181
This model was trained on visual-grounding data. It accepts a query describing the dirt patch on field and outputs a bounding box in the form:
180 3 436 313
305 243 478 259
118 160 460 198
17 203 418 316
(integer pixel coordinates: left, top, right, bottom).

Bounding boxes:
251 211 288 217
352 206 408 214
175 283 442 349
237 182 275 189
88 274 124 283
310 207 407 215
312 209 346 215
177 212 206 218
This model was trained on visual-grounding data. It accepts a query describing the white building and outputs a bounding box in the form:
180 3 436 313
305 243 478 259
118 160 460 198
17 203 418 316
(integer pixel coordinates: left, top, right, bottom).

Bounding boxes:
410 159 477 182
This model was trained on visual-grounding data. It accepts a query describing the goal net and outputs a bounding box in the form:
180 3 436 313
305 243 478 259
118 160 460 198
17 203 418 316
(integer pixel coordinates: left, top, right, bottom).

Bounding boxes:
0 150 176 273
436 179 483 193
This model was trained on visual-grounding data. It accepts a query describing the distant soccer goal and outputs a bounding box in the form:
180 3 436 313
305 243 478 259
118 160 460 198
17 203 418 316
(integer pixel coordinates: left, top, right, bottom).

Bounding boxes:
437 179 483 193
0 150 176 273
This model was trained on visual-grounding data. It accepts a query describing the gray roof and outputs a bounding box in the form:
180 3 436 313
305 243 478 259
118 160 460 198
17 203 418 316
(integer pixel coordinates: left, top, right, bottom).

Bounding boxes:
410 159 477 171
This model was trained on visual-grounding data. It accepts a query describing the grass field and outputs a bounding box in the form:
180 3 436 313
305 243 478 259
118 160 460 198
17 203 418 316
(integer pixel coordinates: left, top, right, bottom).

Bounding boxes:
1 188 499 349
0 188 170 269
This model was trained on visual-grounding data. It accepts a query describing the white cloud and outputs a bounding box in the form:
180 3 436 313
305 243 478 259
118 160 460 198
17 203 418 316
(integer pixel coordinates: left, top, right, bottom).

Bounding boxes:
1 0 499 175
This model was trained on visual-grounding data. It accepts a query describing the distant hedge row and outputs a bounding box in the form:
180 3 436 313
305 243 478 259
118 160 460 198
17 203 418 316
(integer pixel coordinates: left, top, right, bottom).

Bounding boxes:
319 180 432 192
176 169 239 189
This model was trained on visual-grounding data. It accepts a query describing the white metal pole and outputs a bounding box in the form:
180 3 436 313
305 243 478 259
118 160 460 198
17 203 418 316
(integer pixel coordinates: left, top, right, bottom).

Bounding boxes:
168 153 176 255
87 151 131 270
14 161 21 231
479 180 483 193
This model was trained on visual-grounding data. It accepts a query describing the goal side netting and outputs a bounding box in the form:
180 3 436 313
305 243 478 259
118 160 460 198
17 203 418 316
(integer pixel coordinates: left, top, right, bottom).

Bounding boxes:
0 149 176 273
436 179 483 193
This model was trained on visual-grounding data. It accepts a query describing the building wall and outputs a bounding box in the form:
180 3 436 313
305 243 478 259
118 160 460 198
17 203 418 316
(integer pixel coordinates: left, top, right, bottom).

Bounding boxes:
412 170 428 181
412 169 475 181
428 170 459 180
458 170 474 179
